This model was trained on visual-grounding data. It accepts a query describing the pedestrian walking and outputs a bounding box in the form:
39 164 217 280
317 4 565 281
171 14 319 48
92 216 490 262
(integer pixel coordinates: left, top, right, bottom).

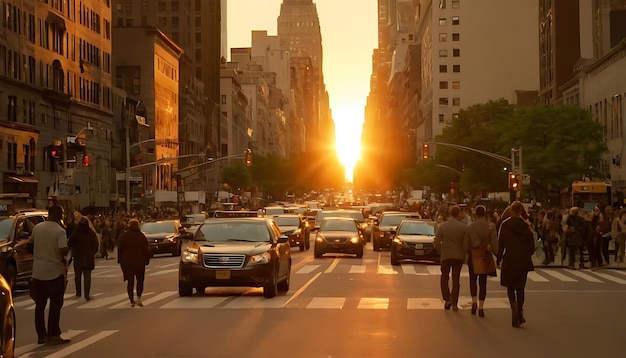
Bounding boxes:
496 201 535 328
26 204 71 345
587 206 603 269
599 206 613 266
67 213 99 300
466 205 497 317
617 209 626 264
117 219 150 307
565 207 587 269
541 210 561 265
434 205 469 311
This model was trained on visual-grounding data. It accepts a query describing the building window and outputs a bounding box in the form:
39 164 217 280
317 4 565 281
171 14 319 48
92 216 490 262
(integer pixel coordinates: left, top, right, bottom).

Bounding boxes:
452 113 459 120
453 97 460 106
452 81 460 89
453 48 460 57
158 17 167 27
439 65 447 73
439 0 446 9
171 17 179 28
452 0 460 8
171 1 179 11
195 33 201 44
452 33 460 41
453 65 461 72
439 81 448 89
439 33 447 42
221 94 227 104
439 18 447 26
158 1 166 11
439 114 445 123
195 17 201 27
439 98 449 105
452 16 459 25
439 50 448 57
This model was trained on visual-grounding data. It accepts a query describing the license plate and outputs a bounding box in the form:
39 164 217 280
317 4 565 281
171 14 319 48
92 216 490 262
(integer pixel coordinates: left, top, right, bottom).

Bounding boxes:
414 244 424 249
415 249 426 256
215 270 231 279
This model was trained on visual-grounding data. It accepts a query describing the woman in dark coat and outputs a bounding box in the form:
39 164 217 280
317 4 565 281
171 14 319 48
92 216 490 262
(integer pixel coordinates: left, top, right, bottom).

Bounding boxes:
67 213 99 300
496 201 535 328
117 219 150 307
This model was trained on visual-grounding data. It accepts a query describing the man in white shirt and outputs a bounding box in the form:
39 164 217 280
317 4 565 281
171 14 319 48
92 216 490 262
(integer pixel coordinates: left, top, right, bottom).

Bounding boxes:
27 204 71 345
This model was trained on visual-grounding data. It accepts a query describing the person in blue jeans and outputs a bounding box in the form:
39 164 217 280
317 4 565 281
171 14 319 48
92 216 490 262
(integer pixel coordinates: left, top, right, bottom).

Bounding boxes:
434 205 470 311
27 204 71 345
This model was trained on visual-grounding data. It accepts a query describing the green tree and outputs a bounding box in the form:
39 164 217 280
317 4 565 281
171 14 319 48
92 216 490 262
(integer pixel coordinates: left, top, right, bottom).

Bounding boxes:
220 162 252 192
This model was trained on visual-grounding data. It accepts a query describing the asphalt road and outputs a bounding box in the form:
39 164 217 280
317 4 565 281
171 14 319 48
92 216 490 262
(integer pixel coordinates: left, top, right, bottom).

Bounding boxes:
12 240 626 357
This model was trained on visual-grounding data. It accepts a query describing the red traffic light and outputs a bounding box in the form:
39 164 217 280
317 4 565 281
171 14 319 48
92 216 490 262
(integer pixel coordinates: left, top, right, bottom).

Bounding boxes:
245 149 253 166
82 154 89 166
423 143 429 159
509 173 520 192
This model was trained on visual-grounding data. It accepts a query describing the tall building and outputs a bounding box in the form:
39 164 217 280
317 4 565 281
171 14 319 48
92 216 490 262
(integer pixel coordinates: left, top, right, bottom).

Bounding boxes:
417 0 539 142
0 0 115 212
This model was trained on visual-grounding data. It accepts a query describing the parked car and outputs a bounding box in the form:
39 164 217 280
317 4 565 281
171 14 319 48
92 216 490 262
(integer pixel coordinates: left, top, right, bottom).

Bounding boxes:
371 211 422 251
140 220 190 257
178 217 291 298
314 217 364 258
273 214 310 251
391 219 439 265
0 274 15 357
0 209 48 289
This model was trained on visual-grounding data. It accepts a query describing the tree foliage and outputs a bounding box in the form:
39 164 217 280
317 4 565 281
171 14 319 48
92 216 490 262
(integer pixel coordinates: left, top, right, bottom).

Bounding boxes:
406 100 607 203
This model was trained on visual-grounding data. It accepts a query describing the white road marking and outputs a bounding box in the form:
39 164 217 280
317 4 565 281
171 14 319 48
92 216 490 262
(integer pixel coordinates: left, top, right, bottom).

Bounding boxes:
592 271 626 284
407 298 443 310
296 264 320 274
223 295 290 309
401 265 417 275
358 297 389 309
566 269 603 282
282 272 322 308
45 330 118 358
527 271 549 282
15 330 86 357
349 265 366 273
307 297 345 309
147 268 179 276
377 264 397 274
160 296 230 309
426 265 440 275
540 269 577 282
77 293 129 309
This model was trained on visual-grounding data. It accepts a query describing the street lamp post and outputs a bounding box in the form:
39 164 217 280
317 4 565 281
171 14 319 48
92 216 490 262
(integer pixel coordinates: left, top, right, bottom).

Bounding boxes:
126 101 149 212
58 123 94 209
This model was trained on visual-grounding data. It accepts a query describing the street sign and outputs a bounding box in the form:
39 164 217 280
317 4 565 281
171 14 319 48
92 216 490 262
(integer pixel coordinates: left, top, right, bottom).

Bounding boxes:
522 174 530 185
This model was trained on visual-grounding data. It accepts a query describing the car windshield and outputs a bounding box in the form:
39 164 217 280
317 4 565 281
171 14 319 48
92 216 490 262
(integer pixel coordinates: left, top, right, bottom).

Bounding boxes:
265 207 285 215
196 221 270 242
318 211 364 223
274 216 300 226
320 220 357 232
380 215 409 226
398 222 435 236
0 218 14 241
141 222 175 234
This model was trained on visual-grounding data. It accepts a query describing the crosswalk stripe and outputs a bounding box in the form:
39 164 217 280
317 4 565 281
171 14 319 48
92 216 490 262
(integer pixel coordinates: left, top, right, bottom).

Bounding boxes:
540 269 577 282
566 270 603 282
45 330 118 358
14 330 86 357
296 264 320 274
160 296 229 309
407 298 442 310
591 271 626 284
401 265 418 275
377 264 397 274
527 271 549 282
147 269 178 277
78 293 129 309
612 270 626 276
307 297 345 309
223 295 290 309
358 297 389 309
426 265 440 275
349 265 366 273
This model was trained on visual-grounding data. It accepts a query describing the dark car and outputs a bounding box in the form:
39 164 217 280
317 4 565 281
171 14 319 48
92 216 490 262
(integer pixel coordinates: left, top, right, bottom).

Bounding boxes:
0 274 15 357
371 211 421 251
178 217 291 298
391 219 439 265
314 217 364 258
314 209 367 240
0 210 48 289
140 220 190 257
273 214 310 251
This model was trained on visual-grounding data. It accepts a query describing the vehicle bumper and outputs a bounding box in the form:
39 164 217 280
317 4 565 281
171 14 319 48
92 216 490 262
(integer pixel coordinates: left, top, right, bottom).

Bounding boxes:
392 242 439 261
316 241 362 254
179 261 274 287
149 241 177 254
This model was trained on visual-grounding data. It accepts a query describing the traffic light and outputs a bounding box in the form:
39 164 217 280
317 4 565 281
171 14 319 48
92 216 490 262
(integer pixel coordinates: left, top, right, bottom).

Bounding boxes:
245 149 253 166
50 145 60 159
509 173 520 192
82 154 89 166
423 143 429 159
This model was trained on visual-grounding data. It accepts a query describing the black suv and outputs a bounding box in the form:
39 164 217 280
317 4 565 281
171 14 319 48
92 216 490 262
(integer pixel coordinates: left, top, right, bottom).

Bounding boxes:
140 220 191 257
0 210 48 289
371 211 421 251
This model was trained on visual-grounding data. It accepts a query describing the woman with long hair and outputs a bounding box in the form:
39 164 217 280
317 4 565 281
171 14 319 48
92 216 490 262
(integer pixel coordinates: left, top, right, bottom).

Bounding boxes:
117 219 150 307
496 201 535 328
67 212 99 300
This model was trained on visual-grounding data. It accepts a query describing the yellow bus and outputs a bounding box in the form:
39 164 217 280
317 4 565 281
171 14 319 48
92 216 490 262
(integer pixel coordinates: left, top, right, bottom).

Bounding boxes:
571 180 611 210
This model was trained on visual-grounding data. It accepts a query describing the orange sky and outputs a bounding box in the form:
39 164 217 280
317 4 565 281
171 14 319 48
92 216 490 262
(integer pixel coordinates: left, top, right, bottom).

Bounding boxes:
226 0 378 181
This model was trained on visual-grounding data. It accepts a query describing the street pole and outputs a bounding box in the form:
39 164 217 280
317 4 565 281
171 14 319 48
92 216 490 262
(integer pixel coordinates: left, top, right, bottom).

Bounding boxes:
126 125 131 213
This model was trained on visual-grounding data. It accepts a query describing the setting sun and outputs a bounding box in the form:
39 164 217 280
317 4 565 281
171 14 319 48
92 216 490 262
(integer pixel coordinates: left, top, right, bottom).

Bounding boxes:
334 107 363 183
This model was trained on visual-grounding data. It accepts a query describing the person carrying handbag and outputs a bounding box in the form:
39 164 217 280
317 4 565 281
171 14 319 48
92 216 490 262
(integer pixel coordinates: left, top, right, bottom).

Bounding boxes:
466 205 498 317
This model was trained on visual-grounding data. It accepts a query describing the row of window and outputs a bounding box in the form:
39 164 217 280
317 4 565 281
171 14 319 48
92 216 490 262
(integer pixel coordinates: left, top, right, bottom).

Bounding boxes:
439 0 461 9
592 93 624 141
6 96 36 125
438 113 460 123
439 33 460 42
439 97 461 106
2 3 37 43
79 3 103 35
439 64 461 73
3 141 34 172
439 81 461 89
439 48 461 57
439 16 460 26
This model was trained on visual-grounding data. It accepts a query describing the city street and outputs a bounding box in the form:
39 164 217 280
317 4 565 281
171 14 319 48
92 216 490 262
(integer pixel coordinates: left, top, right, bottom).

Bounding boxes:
12 243 626 357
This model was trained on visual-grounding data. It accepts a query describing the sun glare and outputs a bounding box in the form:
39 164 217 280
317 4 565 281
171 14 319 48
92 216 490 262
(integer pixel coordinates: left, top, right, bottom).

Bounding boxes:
334 108 363 183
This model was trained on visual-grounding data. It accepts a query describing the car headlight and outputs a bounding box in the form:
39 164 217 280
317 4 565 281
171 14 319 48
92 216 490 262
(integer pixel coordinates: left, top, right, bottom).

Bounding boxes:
294 228 301 235
393 237 403 244
249 252 271 265
350 237 359 244
181 250 200 264
316 234 325 242
167 234 176 242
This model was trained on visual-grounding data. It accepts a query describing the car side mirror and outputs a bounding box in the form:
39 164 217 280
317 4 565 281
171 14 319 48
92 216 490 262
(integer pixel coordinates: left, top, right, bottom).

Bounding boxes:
277 235 289 244
17 231 30 240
